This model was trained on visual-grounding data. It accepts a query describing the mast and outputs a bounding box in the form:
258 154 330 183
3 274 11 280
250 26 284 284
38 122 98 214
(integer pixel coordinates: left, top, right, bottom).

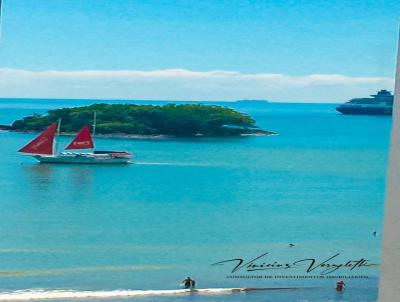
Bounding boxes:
53 118 61 155
92 111 96 150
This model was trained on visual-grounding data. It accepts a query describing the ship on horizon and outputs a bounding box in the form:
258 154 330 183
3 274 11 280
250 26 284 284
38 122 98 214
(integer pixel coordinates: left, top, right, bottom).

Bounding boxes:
336 89 393 115
18 114 132 164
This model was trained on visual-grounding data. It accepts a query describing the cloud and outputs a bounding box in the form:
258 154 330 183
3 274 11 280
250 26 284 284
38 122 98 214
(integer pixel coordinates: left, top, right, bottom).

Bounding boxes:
0 68 394 102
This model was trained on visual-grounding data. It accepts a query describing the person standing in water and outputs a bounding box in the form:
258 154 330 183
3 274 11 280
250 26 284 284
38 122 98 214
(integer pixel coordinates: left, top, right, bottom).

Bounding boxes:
182 277 196 289
336 280 345 292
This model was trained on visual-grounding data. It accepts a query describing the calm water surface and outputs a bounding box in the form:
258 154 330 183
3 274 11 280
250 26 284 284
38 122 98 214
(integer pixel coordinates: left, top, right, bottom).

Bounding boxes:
0 99 391 302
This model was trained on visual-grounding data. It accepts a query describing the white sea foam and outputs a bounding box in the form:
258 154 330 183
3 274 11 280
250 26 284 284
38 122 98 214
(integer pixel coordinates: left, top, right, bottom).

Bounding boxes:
135 162 212 167
0 288 243 301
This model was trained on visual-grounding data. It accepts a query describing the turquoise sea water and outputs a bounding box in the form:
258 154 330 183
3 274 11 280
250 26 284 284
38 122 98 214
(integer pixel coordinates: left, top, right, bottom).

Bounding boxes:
0 99 392 302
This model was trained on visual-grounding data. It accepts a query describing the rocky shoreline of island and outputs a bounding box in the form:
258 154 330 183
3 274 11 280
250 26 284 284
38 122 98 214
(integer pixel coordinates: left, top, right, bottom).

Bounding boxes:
5 103 277 138
1 128 276 140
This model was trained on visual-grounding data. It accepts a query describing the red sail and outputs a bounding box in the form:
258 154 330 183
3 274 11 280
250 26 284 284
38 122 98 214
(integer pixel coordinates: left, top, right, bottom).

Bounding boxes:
18 123 58 155
65 126 94 149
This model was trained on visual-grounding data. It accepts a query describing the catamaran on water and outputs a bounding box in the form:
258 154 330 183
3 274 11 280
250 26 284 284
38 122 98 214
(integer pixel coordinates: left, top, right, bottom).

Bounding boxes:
18 117 132 164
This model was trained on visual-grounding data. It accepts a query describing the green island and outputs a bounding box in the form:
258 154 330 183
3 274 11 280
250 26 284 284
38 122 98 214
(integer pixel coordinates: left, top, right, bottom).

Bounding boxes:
9 103 275 137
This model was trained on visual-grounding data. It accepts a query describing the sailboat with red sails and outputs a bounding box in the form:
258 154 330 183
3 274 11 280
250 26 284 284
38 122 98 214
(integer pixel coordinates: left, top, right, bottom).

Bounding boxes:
18 114 132 164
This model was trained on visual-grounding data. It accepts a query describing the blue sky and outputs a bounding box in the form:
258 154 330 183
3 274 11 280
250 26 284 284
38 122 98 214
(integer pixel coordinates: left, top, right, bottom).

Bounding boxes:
0 0 399 101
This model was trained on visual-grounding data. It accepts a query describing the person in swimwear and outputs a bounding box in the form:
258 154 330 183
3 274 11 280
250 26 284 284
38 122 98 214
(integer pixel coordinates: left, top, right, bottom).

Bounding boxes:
182 277 196 289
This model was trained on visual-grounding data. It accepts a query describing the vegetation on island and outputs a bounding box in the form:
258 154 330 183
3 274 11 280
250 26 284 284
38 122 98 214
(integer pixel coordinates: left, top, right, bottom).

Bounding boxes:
10 103 274 137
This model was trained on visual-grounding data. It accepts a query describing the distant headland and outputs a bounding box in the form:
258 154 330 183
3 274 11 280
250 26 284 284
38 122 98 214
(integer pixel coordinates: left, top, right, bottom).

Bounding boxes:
235 99 269 104
8 103 275 137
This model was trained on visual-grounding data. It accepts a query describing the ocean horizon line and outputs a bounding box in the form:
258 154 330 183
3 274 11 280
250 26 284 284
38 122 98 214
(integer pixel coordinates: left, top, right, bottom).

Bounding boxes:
0 97 341 105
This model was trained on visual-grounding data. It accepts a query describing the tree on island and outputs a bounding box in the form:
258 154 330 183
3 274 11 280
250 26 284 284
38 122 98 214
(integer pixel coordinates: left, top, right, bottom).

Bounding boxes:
11 103 272 137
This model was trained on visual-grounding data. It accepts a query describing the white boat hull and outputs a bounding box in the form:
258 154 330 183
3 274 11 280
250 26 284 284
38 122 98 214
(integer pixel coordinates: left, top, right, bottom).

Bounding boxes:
34 153 132 164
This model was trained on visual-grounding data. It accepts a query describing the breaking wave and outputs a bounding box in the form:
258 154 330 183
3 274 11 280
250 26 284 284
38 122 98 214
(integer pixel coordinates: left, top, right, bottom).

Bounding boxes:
0 287 304 301
0 288 250 301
